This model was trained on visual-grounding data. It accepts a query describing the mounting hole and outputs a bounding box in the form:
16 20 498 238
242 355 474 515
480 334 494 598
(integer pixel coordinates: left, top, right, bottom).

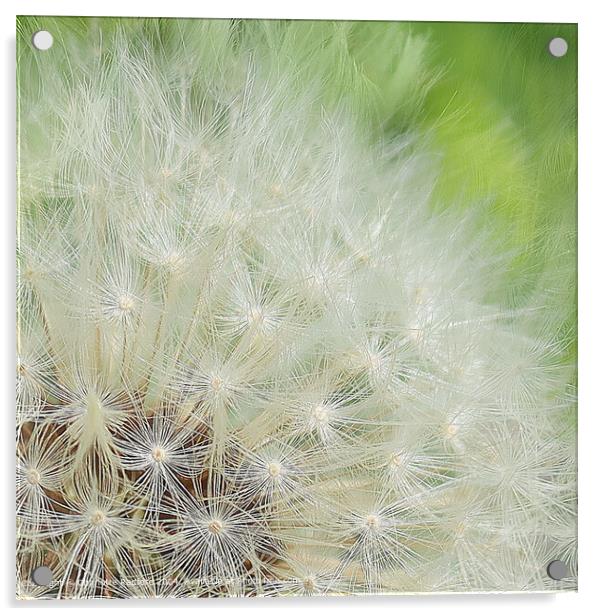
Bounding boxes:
548 37 568 58
546 559 568 580
31 565 53 586
32 30 53 51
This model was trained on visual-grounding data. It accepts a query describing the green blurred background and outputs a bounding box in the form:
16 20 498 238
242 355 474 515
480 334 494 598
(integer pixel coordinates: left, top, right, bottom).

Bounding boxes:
350 22 577 262
349 21 577 364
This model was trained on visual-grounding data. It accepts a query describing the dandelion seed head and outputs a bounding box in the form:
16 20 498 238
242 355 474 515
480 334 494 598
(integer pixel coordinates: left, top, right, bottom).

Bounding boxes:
445 422 460 438
117 293 136 313
307 403 336 437
22 266 37 282
101 291 138 322
210 374 225 392
366 351 383 371
89 510 107 526
207 519 224 535
151 446 167 463
246 306 264 327
303 576 316 592
25 467 41 486
389 452 406 469
16 18 575 598
160 248 186 272
267 461 282 478
311 404 331 425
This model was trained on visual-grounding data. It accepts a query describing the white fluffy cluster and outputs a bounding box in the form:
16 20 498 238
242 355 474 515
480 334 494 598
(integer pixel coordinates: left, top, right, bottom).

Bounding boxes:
17 20 576 598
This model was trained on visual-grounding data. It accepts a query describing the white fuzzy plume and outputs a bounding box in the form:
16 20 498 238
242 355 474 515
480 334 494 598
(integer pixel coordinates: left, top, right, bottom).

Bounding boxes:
16 19 576 598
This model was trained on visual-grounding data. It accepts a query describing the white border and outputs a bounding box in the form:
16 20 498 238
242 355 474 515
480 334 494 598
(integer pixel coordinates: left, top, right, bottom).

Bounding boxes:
3 1 601 614
3 0 587 22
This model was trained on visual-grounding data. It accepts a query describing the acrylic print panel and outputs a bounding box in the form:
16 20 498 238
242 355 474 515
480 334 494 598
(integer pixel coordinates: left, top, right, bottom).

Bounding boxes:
16 17 577 599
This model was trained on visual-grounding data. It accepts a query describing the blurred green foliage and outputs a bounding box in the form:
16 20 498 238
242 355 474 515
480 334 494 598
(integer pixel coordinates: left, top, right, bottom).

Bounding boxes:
349 22 576 262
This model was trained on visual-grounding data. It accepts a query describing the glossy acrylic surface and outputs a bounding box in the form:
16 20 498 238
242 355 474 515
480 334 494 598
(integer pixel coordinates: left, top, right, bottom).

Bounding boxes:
16 17 577 598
